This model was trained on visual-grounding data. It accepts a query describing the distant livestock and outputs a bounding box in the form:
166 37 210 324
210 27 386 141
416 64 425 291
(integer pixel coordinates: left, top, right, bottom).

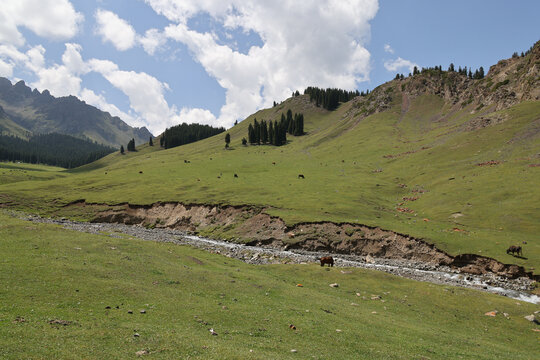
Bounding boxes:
316 256 334 267
234 174 238 178
184 160 190 163
298 174 305 179
506 245 522 256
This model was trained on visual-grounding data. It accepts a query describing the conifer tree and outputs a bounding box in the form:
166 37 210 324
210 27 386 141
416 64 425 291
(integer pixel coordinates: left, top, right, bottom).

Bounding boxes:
242 137 247 146
448 63 455 72
248 123 255 144
120 145 124 154
269 121 274 144
225 133 231 148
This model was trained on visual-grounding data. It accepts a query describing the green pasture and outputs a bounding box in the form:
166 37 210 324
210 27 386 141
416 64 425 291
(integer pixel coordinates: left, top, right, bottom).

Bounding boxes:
0 212 538 359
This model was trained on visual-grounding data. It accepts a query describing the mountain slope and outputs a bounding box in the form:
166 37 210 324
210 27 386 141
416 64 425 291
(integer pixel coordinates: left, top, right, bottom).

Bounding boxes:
0 77 152 147
2 42 539 273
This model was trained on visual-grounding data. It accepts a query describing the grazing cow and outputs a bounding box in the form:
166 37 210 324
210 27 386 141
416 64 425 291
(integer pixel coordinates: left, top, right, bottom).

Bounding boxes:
272 162 276 165
184 160 190 163
298 174 305 179
506 245 522 256
316 256 334 267
234 173 238 178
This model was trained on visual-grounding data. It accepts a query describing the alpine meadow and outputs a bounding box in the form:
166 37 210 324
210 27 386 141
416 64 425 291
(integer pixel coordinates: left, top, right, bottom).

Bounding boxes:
0 1 539 359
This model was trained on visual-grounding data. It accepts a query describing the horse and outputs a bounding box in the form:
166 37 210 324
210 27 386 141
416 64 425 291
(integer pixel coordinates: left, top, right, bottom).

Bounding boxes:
506 245 522 256
316 256 334 267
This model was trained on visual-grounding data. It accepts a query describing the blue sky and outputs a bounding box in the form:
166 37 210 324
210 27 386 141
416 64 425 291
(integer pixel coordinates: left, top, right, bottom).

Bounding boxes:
0 0 538 135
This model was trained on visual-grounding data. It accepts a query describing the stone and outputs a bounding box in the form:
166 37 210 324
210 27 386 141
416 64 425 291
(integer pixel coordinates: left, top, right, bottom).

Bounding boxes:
365 255 375 264
290 349 297 353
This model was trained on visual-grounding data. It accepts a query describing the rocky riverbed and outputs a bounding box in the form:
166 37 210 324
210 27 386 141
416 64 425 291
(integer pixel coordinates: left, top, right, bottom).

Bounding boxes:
18 213 540 304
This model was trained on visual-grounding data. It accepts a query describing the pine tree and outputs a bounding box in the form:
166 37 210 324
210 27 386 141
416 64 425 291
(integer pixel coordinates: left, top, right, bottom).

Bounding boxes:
261 120 268 144
127 138 135 151
149 137 153 146
248 124 255 144
120 145 124 154
225 133 231 148
286 109 293 129
269 121 274 144
253 118 260 144
448 63 455 72
242 137 247 146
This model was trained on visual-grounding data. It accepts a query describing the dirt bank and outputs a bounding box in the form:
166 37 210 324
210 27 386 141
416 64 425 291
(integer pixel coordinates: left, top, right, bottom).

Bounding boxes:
85 201 536 280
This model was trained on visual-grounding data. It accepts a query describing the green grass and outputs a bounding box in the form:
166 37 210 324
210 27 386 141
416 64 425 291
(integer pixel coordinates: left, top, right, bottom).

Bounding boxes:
0 211 538 359
1 94 539 272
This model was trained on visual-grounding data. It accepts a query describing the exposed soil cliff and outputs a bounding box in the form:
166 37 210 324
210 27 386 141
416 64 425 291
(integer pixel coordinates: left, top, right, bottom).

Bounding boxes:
87 201 535 280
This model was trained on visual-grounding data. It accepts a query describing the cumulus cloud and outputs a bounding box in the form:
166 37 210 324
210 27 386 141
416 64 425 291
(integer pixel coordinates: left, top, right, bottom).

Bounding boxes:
384 44 394 54
139 29 168 55
176 108 217 126
0 58 13 77
0 0 82 46
146 0 379 127
384 57 419 73
80 88 136 124
95 9 137 51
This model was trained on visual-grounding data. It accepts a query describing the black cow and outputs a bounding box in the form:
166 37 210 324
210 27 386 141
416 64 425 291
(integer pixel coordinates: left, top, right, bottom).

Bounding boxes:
506 245 522 256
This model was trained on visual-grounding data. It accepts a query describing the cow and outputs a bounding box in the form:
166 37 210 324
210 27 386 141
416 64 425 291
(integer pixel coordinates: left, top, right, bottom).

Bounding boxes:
234 174 238 178
506 245 522 256
316 256 334 267
298 174 305 179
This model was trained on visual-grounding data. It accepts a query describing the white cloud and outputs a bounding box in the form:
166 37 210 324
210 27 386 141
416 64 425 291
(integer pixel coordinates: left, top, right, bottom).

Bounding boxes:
0 58 13 77
139 29 167 55
88 58 179 132
176 108 217 126
0 0 82 46
95 9 137 51
384 44 394 54
147 0 379 127
384 57 418 73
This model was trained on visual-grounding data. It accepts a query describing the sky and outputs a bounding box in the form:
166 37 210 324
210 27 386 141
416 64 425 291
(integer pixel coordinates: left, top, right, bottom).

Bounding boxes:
0 1 538 136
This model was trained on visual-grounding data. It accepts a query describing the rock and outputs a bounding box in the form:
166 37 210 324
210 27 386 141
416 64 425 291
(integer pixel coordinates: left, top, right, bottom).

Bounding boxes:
365 255 375 264
350 303 359 306
524 315 540 324
329 283 339 288
290 349 297 353
356 293 362 297
136 350 149 356
371 295 381 300
336 329 342 332
340 270 352 274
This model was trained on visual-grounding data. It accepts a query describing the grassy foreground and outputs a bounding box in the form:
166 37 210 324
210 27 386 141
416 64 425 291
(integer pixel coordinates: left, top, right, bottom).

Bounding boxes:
0 211 538 359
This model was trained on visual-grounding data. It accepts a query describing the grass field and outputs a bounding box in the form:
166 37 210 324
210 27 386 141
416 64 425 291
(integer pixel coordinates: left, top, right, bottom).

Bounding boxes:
1 91 539 272
1 211 538 359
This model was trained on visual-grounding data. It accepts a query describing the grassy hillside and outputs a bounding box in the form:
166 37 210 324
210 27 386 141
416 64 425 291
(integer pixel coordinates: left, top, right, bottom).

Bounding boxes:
1 211 538 359
2 91 539 272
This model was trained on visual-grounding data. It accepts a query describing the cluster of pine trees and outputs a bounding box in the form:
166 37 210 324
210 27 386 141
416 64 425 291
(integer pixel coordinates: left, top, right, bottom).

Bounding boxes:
159 123 225 149
126 138 136 151
394 64 485 80
304 87 361 110
247 109 304 146
0 133 114 168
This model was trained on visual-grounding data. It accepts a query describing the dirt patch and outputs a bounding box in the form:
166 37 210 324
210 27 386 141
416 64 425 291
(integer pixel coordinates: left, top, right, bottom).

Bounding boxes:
82 201 536 280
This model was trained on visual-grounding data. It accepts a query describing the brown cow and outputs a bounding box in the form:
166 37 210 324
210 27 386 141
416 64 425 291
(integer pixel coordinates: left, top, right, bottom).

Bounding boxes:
506 245 522 256
316 256 334 267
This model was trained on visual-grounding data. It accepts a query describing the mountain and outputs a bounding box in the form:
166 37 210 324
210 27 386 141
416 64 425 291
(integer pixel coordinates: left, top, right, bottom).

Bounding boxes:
0 77 152 147
2 41 539 275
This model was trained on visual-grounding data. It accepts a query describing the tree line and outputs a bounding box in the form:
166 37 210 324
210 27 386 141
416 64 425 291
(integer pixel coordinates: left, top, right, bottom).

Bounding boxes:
394 64 485 80
159 123 225 149
304 87 363 110
0 133 114 168
247 109 304 146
